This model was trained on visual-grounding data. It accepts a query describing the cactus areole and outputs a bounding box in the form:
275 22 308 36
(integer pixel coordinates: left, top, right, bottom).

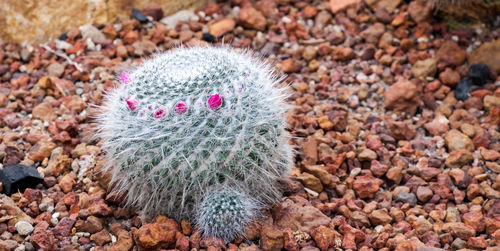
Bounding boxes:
97 46 293 241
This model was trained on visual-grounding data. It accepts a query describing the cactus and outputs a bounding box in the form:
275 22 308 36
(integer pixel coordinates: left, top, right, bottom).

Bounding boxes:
96 46 293 241
196 188 261 241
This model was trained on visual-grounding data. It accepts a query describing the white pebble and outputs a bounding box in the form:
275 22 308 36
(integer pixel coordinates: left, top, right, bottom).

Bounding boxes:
15 221 34 236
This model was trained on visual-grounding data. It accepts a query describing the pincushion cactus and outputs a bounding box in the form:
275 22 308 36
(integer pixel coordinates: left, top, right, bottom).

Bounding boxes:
96 46 293 241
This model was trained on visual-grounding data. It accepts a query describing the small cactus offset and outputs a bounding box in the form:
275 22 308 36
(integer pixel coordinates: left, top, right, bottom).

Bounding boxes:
96 46 293 241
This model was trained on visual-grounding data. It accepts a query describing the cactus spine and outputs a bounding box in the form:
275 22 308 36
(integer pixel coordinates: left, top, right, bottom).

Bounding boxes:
97 46 292 241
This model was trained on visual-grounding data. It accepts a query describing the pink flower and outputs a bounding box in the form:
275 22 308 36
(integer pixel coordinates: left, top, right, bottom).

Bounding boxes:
207 93 222 110
154 108 166 118
125 98 139 111
175 102 188 115
120 73 131 85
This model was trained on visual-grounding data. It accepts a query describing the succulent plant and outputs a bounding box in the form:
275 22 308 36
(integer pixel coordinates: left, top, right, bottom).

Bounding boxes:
96 46 292 241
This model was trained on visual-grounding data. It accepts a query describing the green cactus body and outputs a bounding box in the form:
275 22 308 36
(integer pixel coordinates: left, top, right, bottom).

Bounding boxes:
97 46 292 241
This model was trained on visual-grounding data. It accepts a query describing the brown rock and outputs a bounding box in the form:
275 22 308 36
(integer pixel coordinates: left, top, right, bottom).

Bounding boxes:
364 0 401 13
384 79 421 115
107 227 133 251
132 40 156 56
53 217 76 238
302 46 317 61
480 147 500 161
442 222 476 239
47 62 65 78
467 236 488 249
46 147 72 176
330 0 361 13
88 199 112 217
238 6 266 31
408 0 432 23
0 194 33 228
484 94 500 111
486 161 500 173
327 107 348 131
436 41 466 67
101 24 117 39
209 18 235 37
386 167 403 184
273 198 332 232
0 93 7 108
303 5 318 19
176 235 190 251
135 215 179 249
255 0 277 17
30 221 57 251
369 209 392 226
281 58 301 73
370 160 388 177
32 102 56 122
318 116 334 130
413 217 433 234
76 216 103 233
59 174 76 193
28 141 56 162
302 136 318 164
310 226 337 251
304 165 335 188
387 119 417 140
439 68 460 86
468 39 500 74
260 220 284 251
424 117 449 136
353 175 382 199
294 172 323 192
445 150 473 168
462 211 485 233
282 228 300 251
445 129 474 152
332 47 355 61
91 229 112 246
358 148 377 161
360 22 385 44
416 186 433 202
412 58 437 79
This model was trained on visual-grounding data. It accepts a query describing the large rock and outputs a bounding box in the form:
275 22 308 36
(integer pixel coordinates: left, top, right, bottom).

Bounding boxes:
468 39 500 74
330 0 361 13
0 0 208 44
364 0 401 13
272 197 332 232
384 79 421 115
436 40 466 67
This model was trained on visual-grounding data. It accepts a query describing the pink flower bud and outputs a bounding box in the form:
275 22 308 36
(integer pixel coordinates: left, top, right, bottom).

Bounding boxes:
175 102 188 115
125 98 139 111
207 93 222 110
154 108 166 118
120 73 131 85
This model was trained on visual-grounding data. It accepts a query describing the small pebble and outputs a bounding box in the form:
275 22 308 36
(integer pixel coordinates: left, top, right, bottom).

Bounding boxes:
394 192 417 206
132 8 148 23
468 64 490 86
15 221 34 236
202 33 215 43
454 77 473 101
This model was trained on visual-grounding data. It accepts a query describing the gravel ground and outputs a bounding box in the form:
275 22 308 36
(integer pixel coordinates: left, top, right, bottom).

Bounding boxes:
1 0 500 250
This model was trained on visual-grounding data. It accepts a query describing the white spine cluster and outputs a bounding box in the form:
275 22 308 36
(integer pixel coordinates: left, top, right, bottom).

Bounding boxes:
96 46 292 241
